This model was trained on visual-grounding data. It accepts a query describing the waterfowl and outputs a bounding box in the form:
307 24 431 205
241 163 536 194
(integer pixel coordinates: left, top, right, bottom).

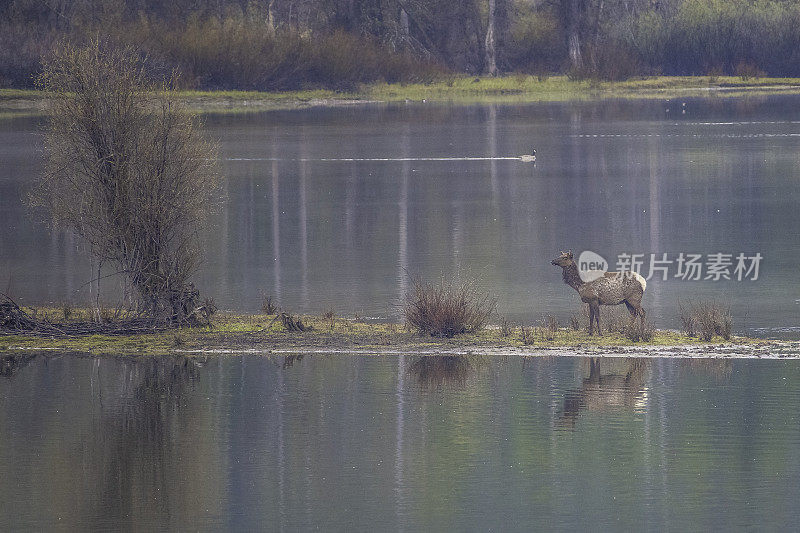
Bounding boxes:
520 149 536 162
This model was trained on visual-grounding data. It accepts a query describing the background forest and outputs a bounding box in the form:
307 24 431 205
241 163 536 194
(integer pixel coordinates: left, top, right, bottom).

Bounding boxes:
2 0 800 90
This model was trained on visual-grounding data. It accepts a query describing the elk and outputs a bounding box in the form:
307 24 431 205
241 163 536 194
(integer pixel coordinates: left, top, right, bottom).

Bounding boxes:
551 250 646 335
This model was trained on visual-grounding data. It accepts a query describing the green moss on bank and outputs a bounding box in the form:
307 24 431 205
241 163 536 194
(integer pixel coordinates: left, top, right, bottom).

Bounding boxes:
4 75 800 118
0 311 763 357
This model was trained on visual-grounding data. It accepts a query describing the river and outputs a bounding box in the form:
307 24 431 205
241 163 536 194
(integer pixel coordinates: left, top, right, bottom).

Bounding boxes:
2 97 800 334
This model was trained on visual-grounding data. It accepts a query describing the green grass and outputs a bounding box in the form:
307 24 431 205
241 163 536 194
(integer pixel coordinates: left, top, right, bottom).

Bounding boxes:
0 88 47 100
5 75 800 118
0 310 763 357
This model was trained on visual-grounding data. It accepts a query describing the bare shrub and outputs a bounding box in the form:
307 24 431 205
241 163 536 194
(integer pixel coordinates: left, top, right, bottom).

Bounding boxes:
403 275 495 338
30 40 220 326
519 325 536 345
605 307 632 334
61 302 73 321
569 313 580 331
623 318 654 342
499 315 512 337
542 314 559 333
261 295 278 315
678 302 697 337
198 297 217 323
707 66 725 83
679 301 733 341
323 308 335 330
735 60 764 81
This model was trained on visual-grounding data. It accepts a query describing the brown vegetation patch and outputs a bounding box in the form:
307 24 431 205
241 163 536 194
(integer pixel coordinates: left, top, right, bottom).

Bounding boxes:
403 276 495 338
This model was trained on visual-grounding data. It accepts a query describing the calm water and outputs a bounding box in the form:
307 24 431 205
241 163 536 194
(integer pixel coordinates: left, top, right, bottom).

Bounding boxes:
2 97 800 334
1 353 800 530
4 98 800 530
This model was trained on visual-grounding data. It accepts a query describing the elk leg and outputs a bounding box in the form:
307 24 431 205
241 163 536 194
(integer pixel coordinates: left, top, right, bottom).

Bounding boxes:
590 301 601 336
624 301 637 327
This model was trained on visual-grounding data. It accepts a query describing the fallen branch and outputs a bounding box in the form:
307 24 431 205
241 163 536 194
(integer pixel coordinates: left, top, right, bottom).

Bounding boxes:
0 294 175 337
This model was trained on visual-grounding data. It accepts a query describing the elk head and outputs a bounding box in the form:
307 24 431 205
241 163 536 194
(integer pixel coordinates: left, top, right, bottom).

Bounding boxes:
551 250 574 267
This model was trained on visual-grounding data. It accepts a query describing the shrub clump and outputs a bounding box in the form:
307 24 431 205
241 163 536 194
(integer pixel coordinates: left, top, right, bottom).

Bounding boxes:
623 318 654 342
404 276 495 338
679 301 733 341
261 295 278 315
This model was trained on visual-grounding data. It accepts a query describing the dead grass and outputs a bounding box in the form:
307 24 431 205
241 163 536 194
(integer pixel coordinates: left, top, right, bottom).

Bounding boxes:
679 301 733 341
0 309 758 357
261 295 278 315
542 314 559 333
499 315 512 337
623 318 655 342
323 308 336 330
403 275 496 338
569 313 580 331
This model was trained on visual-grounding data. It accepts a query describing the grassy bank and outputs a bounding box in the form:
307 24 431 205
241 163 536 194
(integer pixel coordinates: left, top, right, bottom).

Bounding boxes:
4 75 800 118
0 310 770 357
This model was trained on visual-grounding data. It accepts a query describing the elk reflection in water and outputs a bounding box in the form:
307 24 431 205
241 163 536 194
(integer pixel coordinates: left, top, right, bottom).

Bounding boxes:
408 355 484 389
558 357 650 428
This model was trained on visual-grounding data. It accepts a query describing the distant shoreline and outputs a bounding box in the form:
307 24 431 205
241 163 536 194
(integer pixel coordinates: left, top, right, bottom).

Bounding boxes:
4 75 800 117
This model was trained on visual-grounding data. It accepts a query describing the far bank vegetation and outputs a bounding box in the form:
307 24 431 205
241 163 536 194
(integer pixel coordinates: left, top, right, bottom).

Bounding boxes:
3 0 800 91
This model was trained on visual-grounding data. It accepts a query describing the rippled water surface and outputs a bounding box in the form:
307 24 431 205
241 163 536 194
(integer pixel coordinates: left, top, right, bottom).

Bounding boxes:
1 353 799 530
3 97 800 334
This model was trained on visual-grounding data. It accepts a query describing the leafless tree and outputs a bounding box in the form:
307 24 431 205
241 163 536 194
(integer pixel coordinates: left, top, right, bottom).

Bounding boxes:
31 40 220 324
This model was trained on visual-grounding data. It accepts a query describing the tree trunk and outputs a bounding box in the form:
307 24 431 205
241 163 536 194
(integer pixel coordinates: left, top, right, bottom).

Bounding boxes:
485 0 498 76
267 0 276 32
400 7 409 39
566 0 583 72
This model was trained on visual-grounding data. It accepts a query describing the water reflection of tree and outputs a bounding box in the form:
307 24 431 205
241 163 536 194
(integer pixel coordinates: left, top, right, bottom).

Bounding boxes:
90 355 208 528
558 357 650 428
408 355 484 389
0 353 36 378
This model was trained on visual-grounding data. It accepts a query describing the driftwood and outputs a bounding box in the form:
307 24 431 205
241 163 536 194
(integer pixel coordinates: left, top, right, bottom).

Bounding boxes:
0 294 209 337
280 312 310 332
0 297 39 331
